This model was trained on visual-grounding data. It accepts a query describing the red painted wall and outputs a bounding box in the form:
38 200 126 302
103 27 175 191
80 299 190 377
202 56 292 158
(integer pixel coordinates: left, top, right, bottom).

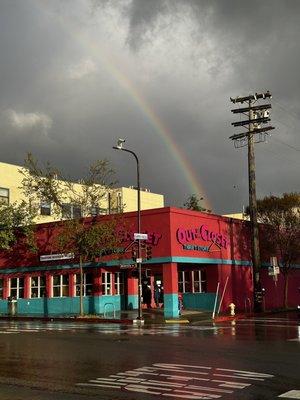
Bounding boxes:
0 207 299 310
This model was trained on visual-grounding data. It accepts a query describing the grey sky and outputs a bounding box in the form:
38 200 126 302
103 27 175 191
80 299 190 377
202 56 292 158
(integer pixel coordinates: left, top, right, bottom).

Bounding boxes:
0 0 299 213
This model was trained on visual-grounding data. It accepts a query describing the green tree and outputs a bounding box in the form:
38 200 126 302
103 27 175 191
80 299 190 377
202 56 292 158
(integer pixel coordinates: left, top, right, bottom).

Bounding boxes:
21 153 122 315
0 201 37 252
183 194 211 212
255 192 300 308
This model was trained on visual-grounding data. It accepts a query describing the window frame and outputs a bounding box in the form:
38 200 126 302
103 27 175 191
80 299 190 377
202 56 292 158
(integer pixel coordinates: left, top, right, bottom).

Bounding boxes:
40 201 51 216
75 273 93 297
52 275 69 298
101 272 112 295
62 203 82 219
0 187 9 205
30 276 46 298
9 277 24 299
114 272 124 295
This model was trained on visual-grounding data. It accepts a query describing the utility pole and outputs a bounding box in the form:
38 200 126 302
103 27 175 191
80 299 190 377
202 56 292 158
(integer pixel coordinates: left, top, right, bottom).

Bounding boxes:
230 91 275 312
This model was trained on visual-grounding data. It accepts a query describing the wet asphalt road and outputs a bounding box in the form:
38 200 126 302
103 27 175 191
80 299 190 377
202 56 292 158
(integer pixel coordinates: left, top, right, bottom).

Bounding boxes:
0 312 299 400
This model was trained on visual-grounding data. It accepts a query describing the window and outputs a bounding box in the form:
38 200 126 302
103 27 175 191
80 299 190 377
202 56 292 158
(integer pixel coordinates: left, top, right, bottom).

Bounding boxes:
90 206 107 216
75 273 93 296
178 271 191 293
192 270 207 293
101 272 112 295
62 204 71 218
114 272 124 295
62 204 82 219
0 188 9 205
53 275 69 297
10 277 24 299
73 205 82 219
31 276 46 298
40 201 51 216
0 279 3 299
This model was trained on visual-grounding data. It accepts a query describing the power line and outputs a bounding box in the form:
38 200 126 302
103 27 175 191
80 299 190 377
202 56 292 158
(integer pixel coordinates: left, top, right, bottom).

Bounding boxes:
271 137 300 152
273 100 300 121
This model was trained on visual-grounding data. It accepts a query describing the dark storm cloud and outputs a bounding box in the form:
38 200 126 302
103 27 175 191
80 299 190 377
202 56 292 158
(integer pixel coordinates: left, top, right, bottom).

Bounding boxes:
0 0 299 214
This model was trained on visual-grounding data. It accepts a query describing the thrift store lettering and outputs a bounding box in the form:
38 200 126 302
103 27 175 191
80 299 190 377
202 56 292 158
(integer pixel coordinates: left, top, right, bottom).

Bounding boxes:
177 225 228 249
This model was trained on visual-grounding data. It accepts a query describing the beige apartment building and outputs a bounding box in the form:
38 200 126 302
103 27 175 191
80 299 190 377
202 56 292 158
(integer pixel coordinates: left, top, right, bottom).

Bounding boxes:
0 161 164 223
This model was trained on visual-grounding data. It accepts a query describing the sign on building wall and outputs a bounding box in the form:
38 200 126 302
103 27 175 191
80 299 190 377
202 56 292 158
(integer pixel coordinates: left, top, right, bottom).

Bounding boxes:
176 224 229 252
40 253 74 262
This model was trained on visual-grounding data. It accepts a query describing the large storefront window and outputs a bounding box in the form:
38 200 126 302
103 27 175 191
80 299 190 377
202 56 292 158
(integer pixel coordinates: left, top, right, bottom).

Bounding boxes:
75 273 93 296
178 271 191 293
31 276 46 298
114 272 124 295
101 272 112 295
10 277 24 299
53 275 69 297
192 270 207 293
178 268 206 293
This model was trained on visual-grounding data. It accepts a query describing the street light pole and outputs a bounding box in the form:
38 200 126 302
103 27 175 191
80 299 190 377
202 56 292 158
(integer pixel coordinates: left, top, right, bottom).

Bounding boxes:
113 139 143 322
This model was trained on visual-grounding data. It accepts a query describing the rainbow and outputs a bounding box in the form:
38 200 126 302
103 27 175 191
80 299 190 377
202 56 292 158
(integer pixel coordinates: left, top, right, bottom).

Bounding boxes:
37 3 212 210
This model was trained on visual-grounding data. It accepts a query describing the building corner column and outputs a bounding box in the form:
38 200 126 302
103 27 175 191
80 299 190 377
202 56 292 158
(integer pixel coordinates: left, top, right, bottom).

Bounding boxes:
163 263 179 319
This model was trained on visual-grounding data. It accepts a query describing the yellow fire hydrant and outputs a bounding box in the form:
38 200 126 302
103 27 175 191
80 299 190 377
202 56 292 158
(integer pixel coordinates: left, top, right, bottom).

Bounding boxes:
229 303 236 316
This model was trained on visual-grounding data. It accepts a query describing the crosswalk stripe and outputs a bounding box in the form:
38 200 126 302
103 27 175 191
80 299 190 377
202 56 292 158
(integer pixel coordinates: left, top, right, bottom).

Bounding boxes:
279 390 300 398
213 373 264 381
217 368 274 378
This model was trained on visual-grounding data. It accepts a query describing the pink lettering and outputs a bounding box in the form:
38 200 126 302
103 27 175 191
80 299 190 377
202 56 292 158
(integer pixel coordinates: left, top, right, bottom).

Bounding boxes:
177 225 229 249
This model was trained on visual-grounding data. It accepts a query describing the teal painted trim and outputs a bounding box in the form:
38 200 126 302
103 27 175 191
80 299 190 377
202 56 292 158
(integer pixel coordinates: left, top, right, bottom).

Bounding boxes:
0 257 252 275
91 295 121 315
127 295 138 310
183 293 218 312
0 296 121 316
0 300 7 314
164 293 179 319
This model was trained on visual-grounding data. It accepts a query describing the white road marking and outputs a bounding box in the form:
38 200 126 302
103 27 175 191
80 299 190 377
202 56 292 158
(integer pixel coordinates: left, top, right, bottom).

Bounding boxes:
78 382 123 389
185 385 232 394
77 363 274 398
217 368 274 378
154 363 212 370
211 379 251 388
89 379 123 386
213 373 265 381
279 390 300 398
172 389 221 399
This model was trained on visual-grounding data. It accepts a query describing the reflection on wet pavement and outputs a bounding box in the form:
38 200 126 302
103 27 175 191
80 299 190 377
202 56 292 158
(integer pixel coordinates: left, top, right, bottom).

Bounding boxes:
0 313 299 341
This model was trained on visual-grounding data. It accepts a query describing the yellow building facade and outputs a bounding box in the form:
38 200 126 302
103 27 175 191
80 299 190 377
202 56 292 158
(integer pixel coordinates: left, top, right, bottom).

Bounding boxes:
0 161 164 223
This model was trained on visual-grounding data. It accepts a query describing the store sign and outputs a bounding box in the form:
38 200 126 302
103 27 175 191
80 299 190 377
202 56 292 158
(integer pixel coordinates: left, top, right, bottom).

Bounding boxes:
40 253 74 262
177 224 229 249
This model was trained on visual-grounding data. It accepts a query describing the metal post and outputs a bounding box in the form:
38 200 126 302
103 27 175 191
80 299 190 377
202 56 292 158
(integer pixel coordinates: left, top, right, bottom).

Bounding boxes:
113 144 143 322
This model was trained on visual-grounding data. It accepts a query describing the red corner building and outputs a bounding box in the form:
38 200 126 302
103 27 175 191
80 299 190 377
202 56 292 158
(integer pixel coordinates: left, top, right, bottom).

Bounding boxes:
0 207 299 319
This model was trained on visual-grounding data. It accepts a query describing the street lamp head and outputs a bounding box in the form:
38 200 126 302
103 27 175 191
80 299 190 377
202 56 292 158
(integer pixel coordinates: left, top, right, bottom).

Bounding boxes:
116 138 126 150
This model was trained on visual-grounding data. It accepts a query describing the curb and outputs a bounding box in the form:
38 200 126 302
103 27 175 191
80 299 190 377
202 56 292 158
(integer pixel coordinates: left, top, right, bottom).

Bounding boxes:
165 319 190 324
0 315 133 324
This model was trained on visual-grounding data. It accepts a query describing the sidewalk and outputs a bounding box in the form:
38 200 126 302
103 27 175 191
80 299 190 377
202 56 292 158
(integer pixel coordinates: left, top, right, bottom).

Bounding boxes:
0 308 213 325
1 308 295 325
